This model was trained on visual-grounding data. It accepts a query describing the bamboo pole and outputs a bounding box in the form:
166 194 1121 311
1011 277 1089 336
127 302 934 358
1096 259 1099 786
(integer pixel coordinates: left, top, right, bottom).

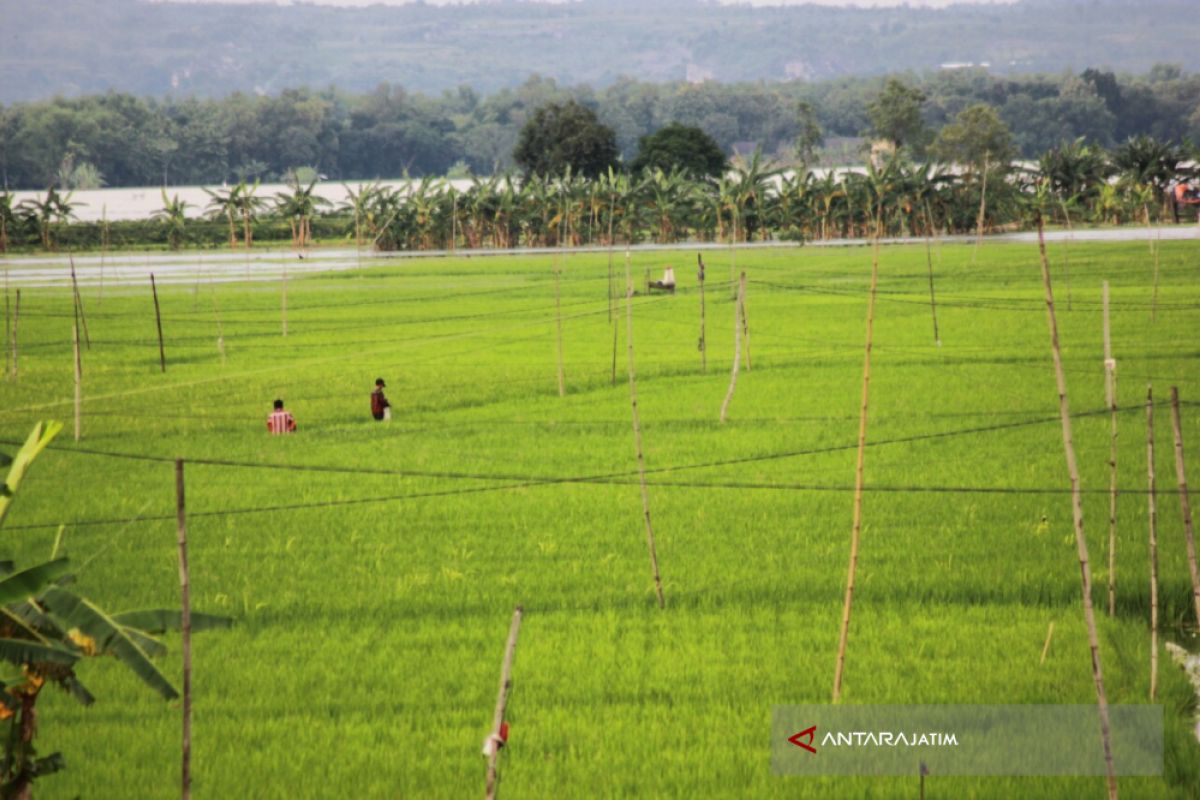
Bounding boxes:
10 289 18 382
1060 200 1074 311
175 459 192 800
626 253 665 609
69 254 90 349
972 154 989 262
832 235 881 704
922 201 941 346
1040 621 1055 665
1035 216 1117 800
607 194 616 324
484 605 523 800
99 204 107 305
1104 282 1118 616
554 262 565 397
611 319 618 388
1169 387 1200 627
281 262 288 338
739 272 751 371
1146 386 1159 701
719 273 744 423
1146 204 1162 322
72 318 82 442
151 273 167 373
697 254 707 373
4 267 9 378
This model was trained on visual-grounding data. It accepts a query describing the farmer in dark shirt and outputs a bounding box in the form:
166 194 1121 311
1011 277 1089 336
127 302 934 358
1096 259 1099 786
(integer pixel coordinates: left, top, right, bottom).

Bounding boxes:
371 378 391 421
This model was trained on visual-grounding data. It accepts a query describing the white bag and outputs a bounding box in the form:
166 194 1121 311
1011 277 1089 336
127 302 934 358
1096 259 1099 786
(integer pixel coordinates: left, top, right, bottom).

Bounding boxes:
383 406 392 421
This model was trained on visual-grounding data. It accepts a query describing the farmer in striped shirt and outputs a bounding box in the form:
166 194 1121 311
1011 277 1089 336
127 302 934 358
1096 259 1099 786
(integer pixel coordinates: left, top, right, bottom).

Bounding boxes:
266 399 297 435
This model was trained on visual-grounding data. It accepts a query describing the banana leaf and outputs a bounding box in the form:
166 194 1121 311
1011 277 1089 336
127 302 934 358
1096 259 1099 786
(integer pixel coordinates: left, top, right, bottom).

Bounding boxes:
0 559 69 607
112 609 233 634
0 638 77 667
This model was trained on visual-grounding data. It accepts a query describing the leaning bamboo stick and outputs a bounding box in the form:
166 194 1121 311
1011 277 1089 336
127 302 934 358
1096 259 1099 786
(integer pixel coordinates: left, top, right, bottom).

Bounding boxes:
719 274 744 423
1169 387 1200 627
626 253 665 609
72 318 82 442
554 262 565 397
697 254 707 373
1146 386 1159 701
832 235 881 703
1104 282 1118 616
175 459 193 800
1040 621 1055 665
972 153 989 262
69 254 90 349
922 201 941 346
739 271 751 371
10 289 19 381
4 267 9 378
484 606 523 800
1035 216 1117 800
151 273 166 373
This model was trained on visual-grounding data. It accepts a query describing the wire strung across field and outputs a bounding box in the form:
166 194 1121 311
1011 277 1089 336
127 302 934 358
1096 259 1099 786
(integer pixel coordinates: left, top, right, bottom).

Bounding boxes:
5 400 1195 532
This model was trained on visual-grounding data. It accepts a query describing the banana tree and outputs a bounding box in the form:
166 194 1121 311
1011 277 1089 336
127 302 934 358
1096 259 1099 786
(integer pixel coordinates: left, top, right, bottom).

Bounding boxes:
234 180 266 249
0 422 230 798
151 190 191 250
274 178 330 249
202 184 242 249
0 194 14 252
16 189 77 251
339 181 382 249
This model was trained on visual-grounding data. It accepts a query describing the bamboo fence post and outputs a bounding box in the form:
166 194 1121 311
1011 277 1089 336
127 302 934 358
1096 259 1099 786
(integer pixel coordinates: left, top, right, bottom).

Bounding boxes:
1035 216 1117 800
972 153 989 262
729 210 738 297
739 271 751 371
1104 282 1118 616
1146 386 1159 701
281 262 288 338
175 459 192 800
484 605 523 800
607 194 616 323
72 318 82 442
69 254 90 349
1169 387 1200 627
697 254 707 373
1040 621 1055 665
718 274 744 423
554 262 565 397
10 289 19 382
4 267 9 378
98 204 108 305
1060 200 1074 311
832 236 881 703
1146 204 1162 322
922 201 941 346
151 273 167 373
626 257 665 609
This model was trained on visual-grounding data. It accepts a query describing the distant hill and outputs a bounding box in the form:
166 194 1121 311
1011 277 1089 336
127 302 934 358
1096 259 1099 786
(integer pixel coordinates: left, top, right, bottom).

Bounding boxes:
1 0 1197 103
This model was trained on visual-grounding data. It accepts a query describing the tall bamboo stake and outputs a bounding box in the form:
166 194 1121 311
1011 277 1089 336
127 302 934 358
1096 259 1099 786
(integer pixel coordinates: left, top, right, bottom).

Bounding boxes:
607 194 616 324
832 234 881 703
72 318 82 442
554 262 565 397
151 273 166 373
1169 386 1200 627
1146 204 1162 322
739 271 751 371
697 254 707 372
175 459 193 800
1035 216 1117 800
626 255 665 609
1104 282 1118 616
98 204 108 305
1040 621 1055 665
922 201 941 346
719 273 744 423
972 153 989 263
484 605 523 800
4 267 9 378
68 254 90 349
1060 200 1074 311
281 262 288 338
1146 386 1159 701
10 289 18 382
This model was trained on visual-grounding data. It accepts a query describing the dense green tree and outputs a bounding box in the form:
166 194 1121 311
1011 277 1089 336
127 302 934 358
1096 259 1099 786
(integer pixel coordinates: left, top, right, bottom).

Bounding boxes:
513 100 619 178
794 101 824 168
932 104 1015 172
630 123 726 179
867 78 930 156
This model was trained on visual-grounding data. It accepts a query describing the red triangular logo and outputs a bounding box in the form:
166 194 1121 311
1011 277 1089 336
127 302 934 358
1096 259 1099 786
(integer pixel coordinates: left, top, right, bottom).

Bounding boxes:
788 725 817 754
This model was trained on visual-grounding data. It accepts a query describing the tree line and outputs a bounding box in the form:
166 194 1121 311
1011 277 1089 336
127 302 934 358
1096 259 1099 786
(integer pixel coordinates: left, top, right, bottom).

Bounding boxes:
1 66 1198 190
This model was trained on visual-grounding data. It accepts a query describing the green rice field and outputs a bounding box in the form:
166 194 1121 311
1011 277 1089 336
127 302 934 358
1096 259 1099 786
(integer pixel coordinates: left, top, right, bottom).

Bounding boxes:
1 238 1199 798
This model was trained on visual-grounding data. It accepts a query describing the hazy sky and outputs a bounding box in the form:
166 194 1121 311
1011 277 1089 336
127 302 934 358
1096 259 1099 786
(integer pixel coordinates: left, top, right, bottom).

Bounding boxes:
155 0 1021 7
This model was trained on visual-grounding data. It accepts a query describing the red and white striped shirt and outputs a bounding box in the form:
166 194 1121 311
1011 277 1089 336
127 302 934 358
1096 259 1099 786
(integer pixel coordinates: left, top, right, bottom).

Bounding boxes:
267 410 297 435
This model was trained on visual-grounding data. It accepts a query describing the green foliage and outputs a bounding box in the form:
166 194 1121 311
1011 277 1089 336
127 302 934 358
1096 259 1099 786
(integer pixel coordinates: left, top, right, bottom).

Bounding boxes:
867 78 930 156
931 103 1015 173
513 101 620 179
630 123 726 179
